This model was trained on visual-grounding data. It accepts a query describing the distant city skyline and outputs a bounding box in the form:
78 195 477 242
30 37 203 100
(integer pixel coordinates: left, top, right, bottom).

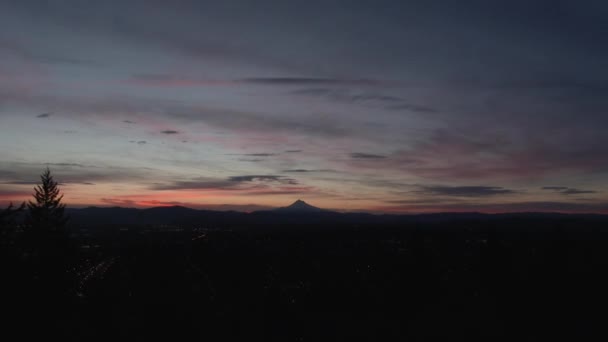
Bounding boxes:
1 0 607 213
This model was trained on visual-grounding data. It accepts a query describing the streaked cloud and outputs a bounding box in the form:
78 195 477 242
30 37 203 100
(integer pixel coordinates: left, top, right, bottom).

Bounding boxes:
417 185 517 197
542 187 598 195
350 153 387 159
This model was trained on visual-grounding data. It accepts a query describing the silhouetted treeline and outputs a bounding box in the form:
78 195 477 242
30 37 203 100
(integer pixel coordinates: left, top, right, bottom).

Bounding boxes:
4 216 607 341
1 169 75 338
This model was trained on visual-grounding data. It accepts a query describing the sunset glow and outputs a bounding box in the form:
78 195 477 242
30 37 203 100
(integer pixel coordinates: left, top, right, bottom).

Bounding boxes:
1 1 607 213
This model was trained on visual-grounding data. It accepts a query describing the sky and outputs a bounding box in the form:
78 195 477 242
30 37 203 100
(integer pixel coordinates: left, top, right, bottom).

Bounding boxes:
1 0 608 213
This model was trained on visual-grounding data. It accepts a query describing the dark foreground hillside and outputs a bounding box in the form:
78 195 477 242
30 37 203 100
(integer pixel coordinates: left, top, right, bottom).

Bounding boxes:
3 216 608 341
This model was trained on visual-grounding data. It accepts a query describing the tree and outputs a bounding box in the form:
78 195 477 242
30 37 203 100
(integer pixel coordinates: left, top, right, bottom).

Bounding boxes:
22 168 75 298
0 202 24 230
26 167 68 231
1 202 25 246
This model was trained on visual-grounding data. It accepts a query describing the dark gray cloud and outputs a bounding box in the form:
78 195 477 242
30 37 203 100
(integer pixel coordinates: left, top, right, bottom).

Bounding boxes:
151 178 237 191
240 153 276 157
0 190 31 198
46 163 88 168
160 130 179 134
419 185 517 197
151 174 299 191
0 38 102 67
542 186 569 191
168 105 349 138
562 189 597 195
241 78 390 86
237 159 264 162
237 188 314 196
131 74 181 82
123 120 135 124
0 161 158 185
350 153 387 159
228 175 297 185
393 128 608 181
282 169 335 173
128 140 147 145
0 180 39 185
379 201 608 214
386 103 437 113
285 150 302 153
542 187 598 195
292 88 436 113
36 112 51 118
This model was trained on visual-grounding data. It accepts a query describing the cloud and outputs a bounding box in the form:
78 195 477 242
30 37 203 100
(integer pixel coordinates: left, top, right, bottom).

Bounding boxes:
374 201 608 214
240 153 276 157
542 187 598 195
240 186 315 196
562 189 597 195
0 38 102 67
46 162 87 167
237 158 264 162
282 169 334 173
128 140 147 145
179 106 348 138
292 88 436 113
228 175 297 184
241 78 391 86
125 75 393 89
1 90 350 139
160 130 180 134
542 186 569 191
150 179 236 191
36 112 51 118
418 185 517 197
0 161 158 186
125 74 230 87
386 103 437 113
0 181 39 185
151 174 299 191
350 152 387 159
285 150 302 153
123 120 135 124
389 128 608 182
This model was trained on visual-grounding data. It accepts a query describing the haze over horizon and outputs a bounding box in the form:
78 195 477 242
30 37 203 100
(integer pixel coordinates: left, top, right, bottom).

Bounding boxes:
1 0 608 214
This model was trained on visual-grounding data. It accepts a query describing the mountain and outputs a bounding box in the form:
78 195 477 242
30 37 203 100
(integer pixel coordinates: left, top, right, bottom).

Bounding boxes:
61 203 608 228
66 206 246 226
274 199 328 213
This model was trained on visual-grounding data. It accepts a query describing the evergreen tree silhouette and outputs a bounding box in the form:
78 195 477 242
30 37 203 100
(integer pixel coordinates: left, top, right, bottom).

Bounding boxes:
20 168 76 306
1 202 25 249
26 167 68 232
0 202 24 230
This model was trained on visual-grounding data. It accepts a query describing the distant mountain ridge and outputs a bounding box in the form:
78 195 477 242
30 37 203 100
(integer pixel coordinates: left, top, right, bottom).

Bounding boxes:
61 200 608 227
